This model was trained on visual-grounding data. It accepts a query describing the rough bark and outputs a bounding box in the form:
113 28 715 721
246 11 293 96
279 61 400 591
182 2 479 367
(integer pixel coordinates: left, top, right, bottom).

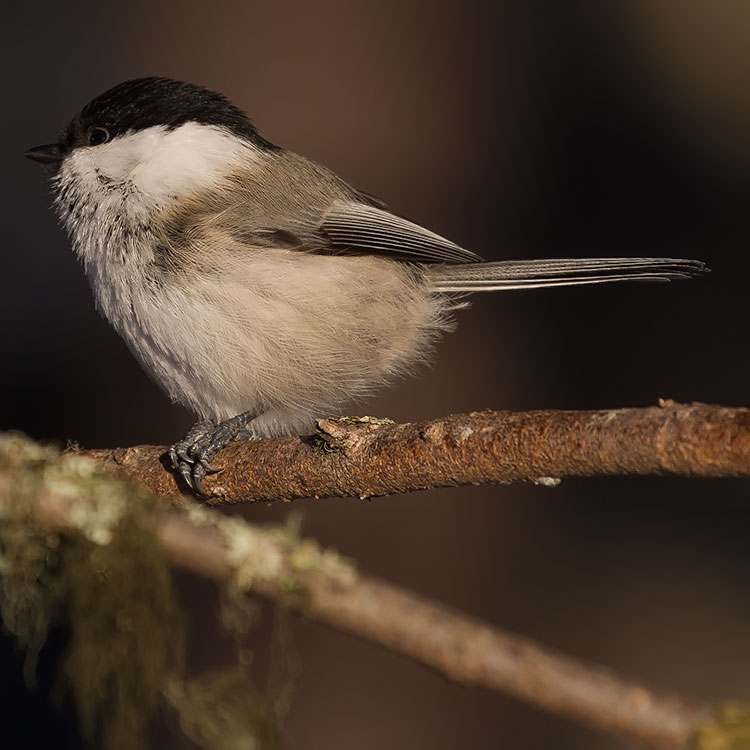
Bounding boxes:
76 401 750 503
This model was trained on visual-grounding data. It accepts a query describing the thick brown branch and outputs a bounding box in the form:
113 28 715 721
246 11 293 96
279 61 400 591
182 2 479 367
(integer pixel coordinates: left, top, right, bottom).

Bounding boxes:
77 401 750 503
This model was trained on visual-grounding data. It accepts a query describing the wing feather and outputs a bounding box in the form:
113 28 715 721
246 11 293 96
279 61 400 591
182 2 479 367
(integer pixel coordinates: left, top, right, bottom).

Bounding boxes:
318 200 484 264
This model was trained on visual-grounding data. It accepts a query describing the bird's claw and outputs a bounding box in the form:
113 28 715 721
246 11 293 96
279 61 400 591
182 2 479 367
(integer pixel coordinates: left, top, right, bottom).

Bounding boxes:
167 421 225 497
176 449 193 467
199 458 221 474
171 448 215 497
165 412 257 498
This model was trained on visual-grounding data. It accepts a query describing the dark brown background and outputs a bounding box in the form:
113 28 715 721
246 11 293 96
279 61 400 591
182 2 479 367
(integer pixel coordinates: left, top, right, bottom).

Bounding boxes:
3 1 750 748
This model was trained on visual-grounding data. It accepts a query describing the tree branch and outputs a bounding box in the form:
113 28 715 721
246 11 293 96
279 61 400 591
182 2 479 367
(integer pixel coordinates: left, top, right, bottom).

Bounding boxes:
0 435 715 749
76 401 750 503
157 509 712 750
5 400 746 747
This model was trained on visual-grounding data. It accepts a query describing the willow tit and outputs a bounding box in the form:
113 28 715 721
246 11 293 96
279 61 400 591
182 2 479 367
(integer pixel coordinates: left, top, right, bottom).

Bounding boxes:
26 77 707 495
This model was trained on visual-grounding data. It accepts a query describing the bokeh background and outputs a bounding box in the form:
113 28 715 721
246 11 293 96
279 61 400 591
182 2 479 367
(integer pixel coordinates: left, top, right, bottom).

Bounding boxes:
3 1 750 747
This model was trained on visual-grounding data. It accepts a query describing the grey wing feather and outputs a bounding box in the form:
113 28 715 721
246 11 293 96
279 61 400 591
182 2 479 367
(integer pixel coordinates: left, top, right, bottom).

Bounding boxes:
318 200 484 264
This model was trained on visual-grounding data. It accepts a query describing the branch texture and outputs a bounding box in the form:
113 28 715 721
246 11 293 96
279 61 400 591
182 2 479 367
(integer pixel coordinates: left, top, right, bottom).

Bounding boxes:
78 401 750 503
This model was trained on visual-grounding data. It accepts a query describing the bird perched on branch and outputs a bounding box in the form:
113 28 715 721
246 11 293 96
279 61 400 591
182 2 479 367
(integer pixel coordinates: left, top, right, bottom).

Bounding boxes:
26 77 708 495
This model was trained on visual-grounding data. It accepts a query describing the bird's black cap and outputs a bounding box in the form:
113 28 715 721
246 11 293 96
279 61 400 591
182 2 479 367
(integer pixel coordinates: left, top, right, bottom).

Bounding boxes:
26 77 278 167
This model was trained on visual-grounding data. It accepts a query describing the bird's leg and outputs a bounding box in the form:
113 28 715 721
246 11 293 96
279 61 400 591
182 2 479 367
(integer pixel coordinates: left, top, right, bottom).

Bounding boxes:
168 411 258 497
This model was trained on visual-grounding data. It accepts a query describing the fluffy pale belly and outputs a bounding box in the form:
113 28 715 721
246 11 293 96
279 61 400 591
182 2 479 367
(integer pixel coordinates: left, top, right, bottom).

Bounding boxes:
99 252 451 435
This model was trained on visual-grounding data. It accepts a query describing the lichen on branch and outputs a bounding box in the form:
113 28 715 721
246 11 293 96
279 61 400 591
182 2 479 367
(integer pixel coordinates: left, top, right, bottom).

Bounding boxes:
0 429 732 749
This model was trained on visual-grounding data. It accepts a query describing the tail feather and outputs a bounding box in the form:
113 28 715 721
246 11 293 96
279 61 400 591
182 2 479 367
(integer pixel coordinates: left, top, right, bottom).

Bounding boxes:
428 258 708 293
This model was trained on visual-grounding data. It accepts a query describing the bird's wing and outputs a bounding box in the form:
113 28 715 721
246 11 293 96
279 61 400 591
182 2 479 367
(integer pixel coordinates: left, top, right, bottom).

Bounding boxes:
242 202 707 287
311 200 485 264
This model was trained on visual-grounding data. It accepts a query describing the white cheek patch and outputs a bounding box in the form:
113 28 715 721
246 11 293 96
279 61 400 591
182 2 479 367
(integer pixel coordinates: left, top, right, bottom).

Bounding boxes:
71 122 260 206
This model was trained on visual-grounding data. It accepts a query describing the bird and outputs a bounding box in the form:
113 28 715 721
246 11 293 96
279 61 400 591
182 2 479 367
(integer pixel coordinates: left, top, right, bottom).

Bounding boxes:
25 77 708 495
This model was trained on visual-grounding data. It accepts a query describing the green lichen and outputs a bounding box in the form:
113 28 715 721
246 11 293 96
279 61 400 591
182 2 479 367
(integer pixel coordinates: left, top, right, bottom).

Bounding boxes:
0 520 60 683
165 668 281 750
60 522 185 750
0 432 357 750
694 703 750 750
0 434 68 679
226 511 358 602
0 433 184 750
185 503 358 601
287 535 357 586
0 431 149 545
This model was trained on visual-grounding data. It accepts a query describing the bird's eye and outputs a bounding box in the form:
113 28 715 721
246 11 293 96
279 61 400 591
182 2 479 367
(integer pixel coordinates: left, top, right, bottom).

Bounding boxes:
88 127 110 147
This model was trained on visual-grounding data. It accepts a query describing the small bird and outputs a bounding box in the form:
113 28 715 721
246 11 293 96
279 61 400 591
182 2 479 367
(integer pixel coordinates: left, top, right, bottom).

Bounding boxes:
26 77 707 495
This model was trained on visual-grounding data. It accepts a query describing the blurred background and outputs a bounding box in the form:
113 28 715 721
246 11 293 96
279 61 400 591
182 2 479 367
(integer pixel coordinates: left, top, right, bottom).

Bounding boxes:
3 0 750 747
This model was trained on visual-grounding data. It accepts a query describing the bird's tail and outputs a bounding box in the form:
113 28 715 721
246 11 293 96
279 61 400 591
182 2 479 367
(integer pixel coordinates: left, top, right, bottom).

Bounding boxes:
427 257 708 293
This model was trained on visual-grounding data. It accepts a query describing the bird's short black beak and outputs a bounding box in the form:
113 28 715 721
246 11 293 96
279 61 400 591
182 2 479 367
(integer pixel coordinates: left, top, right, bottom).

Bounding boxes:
25 143 62 167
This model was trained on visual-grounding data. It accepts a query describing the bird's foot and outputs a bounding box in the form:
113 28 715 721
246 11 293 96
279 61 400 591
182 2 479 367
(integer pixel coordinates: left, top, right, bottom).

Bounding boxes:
167 412 257 496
